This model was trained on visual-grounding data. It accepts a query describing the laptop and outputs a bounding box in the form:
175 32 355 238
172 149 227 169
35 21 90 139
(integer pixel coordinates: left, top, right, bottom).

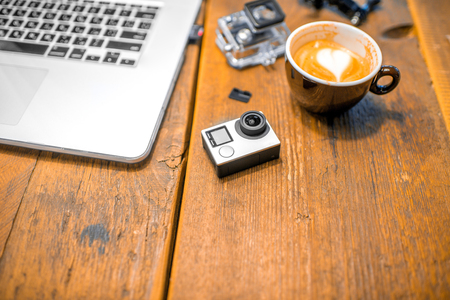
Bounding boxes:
0 0 201 163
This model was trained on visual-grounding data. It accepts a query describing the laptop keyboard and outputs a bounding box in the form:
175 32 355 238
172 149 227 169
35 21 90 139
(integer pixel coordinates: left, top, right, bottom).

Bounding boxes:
0 0 159 67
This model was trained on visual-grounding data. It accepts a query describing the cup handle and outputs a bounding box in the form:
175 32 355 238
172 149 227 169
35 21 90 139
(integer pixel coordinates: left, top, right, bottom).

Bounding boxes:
369 65 401 95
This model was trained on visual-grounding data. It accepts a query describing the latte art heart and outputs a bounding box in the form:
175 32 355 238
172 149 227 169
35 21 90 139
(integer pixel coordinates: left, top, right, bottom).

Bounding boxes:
316 49 351 82
293 40 372 83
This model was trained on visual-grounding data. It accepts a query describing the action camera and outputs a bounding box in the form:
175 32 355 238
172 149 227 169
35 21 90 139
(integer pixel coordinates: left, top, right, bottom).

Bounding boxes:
201 111 280 177
215 0 290 69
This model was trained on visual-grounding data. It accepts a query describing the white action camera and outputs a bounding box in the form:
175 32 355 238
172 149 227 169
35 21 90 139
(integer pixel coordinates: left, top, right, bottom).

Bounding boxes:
201 111 280 177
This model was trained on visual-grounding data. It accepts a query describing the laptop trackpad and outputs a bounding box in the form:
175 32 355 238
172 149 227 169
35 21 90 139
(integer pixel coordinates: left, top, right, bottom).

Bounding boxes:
0 64 48 125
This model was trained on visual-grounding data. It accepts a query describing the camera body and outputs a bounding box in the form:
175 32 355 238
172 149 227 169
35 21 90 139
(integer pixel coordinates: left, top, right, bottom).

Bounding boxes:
201 111 280 178
215 0 290 69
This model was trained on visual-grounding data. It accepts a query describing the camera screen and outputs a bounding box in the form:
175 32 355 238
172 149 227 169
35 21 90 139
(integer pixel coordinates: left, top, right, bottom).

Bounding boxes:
208 126 232 147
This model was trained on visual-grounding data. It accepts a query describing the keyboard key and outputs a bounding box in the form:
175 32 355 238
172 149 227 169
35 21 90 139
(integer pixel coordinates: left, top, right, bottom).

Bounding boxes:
0 18 7 26
58 4 70 11
42 2 55 9
103 51 119 63
104 29 117 37
122 20 134 28
106 18 118 26
12 0 26 6
0 8 12 16
40 33 55 42
0 29 9 37
69 48 86 59
24 31 39 40
13 9 26 17
90 16 103 24
119 10 131 17
43 12 56 20
28 1 40 8
74 15 87 23
59 14 72 21
106 40 142 52
88 27 101 35
120 30 146 40
88 7 100 13
131 4 142 8
120 58 135 66
72 26 85 34
9 30 24 39
139 22 151 30
0 0 12 5
104 8 116 15
40 22 54 30
90 38 103 47
25 20 39 29
28 10 42 18
73 6 86 13
0 40 48 55
73 37 88 45
9 19 23 27
86 55 100 61
57 35 71 44
135 11 155 19
55 24 70 32
48 45 69 57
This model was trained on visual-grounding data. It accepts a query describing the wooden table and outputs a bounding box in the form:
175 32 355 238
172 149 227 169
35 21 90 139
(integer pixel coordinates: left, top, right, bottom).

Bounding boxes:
1 0 450 299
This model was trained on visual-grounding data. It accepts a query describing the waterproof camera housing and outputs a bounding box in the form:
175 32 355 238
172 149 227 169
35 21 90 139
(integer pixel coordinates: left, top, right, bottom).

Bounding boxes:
215 0 290 69
201 111 281 178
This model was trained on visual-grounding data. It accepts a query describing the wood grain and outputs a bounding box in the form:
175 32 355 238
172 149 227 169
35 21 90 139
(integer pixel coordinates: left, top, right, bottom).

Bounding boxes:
0 16 202 300
407 0 450 134
0 146 38 256
169 0 450 299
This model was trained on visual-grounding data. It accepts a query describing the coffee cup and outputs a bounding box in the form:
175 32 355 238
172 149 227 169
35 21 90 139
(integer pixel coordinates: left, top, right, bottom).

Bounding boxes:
285 21 400 114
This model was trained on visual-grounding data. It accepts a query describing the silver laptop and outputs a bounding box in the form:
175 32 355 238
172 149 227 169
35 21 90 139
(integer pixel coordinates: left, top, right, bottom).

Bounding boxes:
0 0 201 163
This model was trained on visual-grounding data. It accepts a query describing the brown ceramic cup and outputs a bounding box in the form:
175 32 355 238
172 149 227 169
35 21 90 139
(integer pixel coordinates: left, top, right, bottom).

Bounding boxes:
285 21 400 114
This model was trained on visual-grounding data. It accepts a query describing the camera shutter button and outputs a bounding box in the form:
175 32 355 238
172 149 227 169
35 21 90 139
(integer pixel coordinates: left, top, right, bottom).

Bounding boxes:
219 146 234 158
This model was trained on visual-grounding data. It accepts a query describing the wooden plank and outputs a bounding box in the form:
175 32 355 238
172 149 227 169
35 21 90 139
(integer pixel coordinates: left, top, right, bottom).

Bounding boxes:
407 0 450 134
169 0 450 299
0 16 203 300
0 146 38 256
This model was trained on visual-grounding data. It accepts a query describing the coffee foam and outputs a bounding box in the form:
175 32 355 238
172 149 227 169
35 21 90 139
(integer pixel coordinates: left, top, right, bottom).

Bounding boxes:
293 40 372 83
316 48 351 82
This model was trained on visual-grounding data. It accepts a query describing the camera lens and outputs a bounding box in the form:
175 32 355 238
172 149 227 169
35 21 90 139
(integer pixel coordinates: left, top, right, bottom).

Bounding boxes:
239 111 267 136
244 114 262 127
244 0 285 30
252 5 276 21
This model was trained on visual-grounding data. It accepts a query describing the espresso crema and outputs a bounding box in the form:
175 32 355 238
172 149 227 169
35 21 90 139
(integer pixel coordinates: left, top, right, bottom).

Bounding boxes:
294 40 371 83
